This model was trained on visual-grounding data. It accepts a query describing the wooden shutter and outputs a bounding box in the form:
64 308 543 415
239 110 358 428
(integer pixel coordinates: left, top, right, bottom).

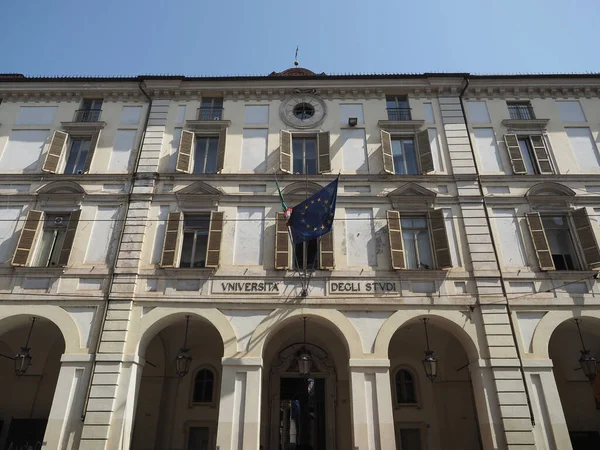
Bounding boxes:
319 232 334 270
160 212 183 267
57 210 81 267
275 212 290 270
526 212 555 271
216 128 226 172
42 130 68 173
176 130 194 173
572 208 600 269
205 211 224 268
317 131 331 173
417 129 434 173
429 209 452 269
387 210 405 269
504 134 527 175
82 130 101 174
12 210 43 267
280 130 292 174
381 130 394 174
530 135 553 174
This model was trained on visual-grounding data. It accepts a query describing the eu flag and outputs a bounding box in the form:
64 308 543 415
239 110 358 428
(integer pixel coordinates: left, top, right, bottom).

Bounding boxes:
288 178 338 244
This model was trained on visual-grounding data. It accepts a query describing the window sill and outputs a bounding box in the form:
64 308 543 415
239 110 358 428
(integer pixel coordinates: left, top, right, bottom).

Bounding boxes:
501 118 549 131
61 121 106 133
378 119 425 133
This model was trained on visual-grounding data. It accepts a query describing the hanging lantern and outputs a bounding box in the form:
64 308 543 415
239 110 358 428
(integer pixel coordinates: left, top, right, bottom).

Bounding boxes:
574 319 597 382
421 318 438 382
15 317 37 376
297 350 312 376
175 316 192 377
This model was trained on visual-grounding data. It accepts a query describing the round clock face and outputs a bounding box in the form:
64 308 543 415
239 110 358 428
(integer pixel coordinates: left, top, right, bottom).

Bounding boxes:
280 94 326 129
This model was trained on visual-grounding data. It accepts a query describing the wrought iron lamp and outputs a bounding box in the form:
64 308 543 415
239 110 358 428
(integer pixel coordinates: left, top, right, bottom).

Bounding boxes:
421 318 438 382
297 317 312 376
574 319 597 382
15 317 37 376
175 316 192 377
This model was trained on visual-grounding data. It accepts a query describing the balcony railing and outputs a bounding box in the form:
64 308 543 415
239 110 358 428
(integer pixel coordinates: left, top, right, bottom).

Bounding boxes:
508 104 535 120
197 107 224 121
73 109 102 122
386 108 412 121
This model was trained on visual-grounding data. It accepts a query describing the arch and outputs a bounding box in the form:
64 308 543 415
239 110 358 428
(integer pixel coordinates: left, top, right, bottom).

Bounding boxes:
531 309 600 359
525 182 575 198
374 310 480 361
247 308 363 359
36 180 86 195
135 307 238 357
281 181 323 196
0 306 83 353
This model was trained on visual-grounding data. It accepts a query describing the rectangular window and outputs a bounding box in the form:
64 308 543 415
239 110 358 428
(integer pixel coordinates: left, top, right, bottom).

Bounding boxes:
244 105 269 124
240 129 267 172
176 105 186 124
423 103 435 124
76 99 103 122
386 95 411 120
64 138 91 174
194 136 219 174
391 138 418 175
340 103 364 125
233 207 264 265
541 215 579 270
180 214 210 268
35 213 71 267
473 128 503 172
466 101 490 124
341 129 368 173
198 98 223 120
507 101 535 120
120 106 142 125
401 216 433 269
566 128 600 172
518 137 538 174
557 101 586 123
16 106 57 125
293 239 319 270
292 137 317 175
398 428 423 450
187 427 210 450
0 130 49 171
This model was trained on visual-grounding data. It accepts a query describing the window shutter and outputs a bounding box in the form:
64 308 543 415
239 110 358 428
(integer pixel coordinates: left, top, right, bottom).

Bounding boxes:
317 131 331 173
381 130 394 174
387 210 405 269
280 130 292 174
12 210 43 267
82 129 101 174
216 128 226 173
319 232 334 270
530 135 553 174
160 212 183 267
571 208 600 269
176 130 194 173
429 209 452 268
504 134 527 175
57 210 81 267
417 129 434 173
525 212 555 271
205 211 224 268
42 130 68 173
275 212 290 270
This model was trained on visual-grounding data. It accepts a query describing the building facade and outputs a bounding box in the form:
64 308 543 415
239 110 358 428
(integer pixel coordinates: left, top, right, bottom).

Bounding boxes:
0 69 599 450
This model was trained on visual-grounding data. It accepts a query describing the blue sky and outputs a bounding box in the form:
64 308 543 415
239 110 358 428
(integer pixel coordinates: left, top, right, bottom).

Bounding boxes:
3 0 599 77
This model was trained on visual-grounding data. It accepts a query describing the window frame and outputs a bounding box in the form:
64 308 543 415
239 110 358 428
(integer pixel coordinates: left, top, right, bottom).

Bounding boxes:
184 421 217 450
291 135 318 175
64 137 92 175
199 97 224 120
540 213 582 271
400 214 434 270
190 365 218 407
386 95 411 121
395 422 427 450
33 212 72 267
293 238 320 271
193 135 220 174
393 366 420 408
507 101 535 120
180 213 211 269
391 136 419 175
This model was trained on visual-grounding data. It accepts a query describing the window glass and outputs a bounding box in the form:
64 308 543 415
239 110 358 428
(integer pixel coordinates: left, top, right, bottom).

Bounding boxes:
194 137 219 174
391 138 418 175
64 139 91 174
541 215 578 270
518 138 537 175
35 213 70 267
292 137 317 175
180 214 210 268
396 370 417 404
193 369 214 403
294 239 319 270
401 216 433 269
386 96 410 120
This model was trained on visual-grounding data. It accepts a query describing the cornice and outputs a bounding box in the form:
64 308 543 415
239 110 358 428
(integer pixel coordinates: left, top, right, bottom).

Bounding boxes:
464 82 600 100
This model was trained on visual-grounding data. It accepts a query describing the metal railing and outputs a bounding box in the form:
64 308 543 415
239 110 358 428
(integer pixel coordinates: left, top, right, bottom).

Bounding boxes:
508 104 536 120
386 107 412 121
73 109 102 122
197 107 224 121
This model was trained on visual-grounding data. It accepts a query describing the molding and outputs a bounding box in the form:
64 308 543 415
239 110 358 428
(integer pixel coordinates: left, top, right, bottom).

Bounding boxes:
60 121 107 134
185 119 231 132
501 118 549 131
378 119 425 133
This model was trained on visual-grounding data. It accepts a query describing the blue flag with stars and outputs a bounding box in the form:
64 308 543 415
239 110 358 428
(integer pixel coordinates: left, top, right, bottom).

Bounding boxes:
288 178 338 244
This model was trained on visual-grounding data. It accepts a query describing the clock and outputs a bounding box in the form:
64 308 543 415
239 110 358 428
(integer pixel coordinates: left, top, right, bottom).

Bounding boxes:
279 93 326 129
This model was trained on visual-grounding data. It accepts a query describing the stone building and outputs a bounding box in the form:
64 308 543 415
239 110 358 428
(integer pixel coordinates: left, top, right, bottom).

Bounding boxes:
0 69 598 450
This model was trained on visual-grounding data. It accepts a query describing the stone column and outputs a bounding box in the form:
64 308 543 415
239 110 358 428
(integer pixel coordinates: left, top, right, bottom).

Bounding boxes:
43 354 94 450
349 359 396 450
216 357 263 450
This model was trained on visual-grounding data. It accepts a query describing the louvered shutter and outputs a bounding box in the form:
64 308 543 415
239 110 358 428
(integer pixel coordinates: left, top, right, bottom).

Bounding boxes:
82 130 101 174
176 130 195 173
319 232 334 270
417 129 434 173
205 211 224 268
317 131 331 173
387 210 405 269
429 209 452 268
57 210 81 267
275 212 290 270
216 128 226 173
526 212 555 271
280 130 292 174
571 208 600 269
42 130 68 173
12 210 43 267
530 135 553 174
381 130 394 174
160 212 183 267
504 134 527 175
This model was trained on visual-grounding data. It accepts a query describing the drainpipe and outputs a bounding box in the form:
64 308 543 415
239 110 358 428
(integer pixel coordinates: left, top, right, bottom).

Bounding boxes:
81 79 153 420
458 77 536 426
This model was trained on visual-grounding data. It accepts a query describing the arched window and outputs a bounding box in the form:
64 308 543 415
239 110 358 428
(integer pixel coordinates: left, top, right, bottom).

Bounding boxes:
395 369 417 405
193 368 215 403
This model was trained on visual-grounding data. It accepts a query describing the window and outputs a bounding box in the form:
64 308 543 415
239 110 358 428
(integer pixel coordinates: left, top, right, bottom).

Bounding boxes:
557 101 586 123
193 136 219 174
193 369 215 403
76 99 103 122
180 214 210 268
504 134 553 175
187 427 210 450
280 131 330 175
466 101 490 124
381 130 433 175
198 98 223 120
541 215 579 270
395 369 417 404
392 138 418 175
64 138 91 174
401 216 433 269
386 95 411 120
292 137 317 175
507 101 535 120
293 239 319 270
35 213 76 267
397 428 423 450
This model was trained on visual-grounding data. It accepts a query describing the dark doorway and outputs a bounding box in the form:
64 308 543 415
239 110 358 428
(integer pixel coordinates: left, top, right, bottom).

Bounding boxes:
3 418 47 450
279 377 326 450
